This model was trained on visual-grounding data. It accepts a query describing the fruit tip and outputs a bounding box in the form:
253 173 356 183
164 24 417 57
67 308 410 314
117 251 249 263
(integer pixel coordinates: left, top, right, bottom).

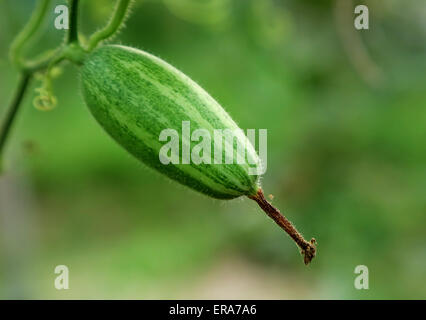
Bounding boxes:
301 238 317 265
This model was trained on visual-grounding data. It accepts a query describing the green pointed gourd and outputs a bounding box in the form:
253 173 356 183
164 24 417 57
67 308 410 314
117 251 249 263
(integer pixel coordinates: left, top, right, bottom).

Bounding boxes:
81 45 261 199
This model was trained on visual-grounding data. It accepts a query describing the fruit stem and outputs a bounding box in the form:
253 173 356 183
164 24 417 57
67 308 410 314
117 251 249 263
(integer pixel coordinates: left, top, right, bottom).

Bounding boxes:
249 188 316 265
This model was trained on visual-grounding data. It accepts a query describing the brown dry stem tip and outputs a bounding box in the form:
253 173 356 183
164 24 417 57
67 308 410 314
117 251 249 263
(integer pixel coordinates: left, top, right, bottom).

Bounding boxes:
249 189 317 265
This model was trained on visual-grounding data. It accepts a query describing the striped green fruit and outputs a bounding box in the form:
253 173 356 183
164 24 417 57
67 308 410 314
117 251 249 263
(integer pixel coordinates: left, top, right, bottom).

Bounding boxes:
80 44 316 265
81 45 261 199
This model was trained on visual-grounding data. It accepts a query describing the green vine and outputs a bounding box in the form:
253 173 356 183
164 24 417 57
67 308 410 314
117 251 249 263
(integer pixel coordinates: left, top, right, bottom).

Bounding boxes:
87 0 132 51
0 74 31 172
9 0 51 69
67 0 80 44
0 0 133 172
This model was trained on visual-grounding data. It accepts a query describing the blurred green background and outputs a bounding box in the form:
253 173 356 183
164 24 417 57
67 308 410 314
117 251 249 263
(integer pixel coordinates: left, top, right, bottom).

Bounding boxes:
0 0 425 299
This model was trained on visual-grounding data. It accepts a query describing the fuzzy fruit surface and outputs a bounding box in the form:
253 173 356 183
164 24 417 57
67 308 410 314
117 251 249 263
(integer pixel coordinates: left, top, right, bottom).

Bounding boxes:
81 45 260 199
